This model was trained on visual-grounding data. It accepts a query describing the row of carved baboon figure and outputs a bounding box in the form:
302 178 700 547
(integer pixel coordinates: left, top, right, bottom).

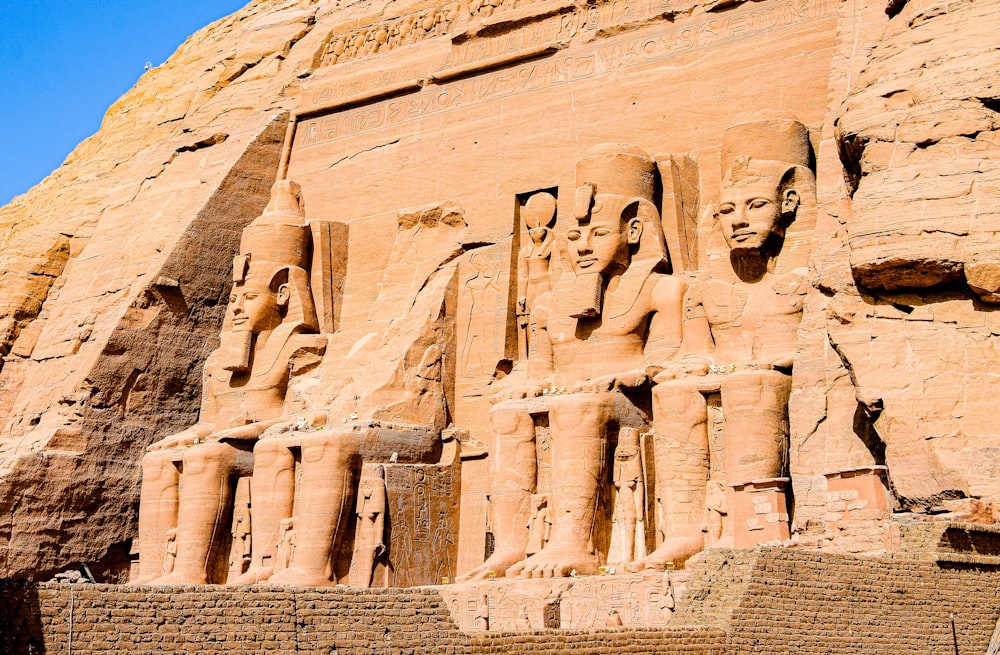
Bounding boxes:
134 117 814 587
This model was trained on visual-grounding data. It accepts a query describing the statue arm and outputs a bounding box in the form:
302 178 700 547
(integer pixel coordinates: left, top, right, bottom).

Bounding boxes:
147 353 220 450
516 246 529 315
645 276 686 364
527 297 554 384
650 278 714 383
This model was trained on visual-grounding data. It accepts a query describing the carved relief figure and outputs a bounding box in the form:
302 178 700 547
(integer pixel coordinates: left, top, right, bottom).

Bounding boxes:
462 252 502 377
135 180 326 585
162 529 177 576
633 119 814 569
275 518 297 571
461 144 696 580
608 427 646 566
349 464 387 588
516 191 557 358
475 594 490 631
525 494 552 556
230 504 252 576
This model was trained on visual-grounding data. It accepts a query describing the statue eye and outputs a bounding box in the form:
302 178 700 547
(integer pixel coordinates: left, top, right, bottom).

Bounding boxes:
229 295 237 304
749 199 770 210
718 203 735 215
244 294 258 300
594 228 611 237
567 230 581 241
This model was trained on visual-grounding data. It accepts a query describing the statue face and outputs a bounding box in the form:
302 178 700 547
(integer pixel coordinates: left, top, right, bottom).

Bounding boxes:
717 181 789 252
228 276 285 334
566 196 640 276
528 227 549 247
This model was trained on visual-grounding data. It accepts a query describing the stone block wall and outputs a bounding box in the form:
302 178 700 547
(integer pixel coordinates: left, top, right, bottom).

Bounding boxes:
4 550 1000 655
0 581 723 655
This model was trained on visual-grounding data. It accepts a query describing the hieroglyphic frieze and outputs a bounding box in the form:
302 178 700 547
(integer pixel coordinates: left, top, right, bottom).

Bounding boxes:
295 0 833 149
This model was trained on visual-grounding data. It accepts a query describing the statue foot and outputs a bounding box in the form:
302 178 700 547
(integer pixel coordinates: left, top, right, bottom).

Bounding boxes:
148 572 206 586
266 568 335 587
624 535 703 572
228 565 274 586
507 545 600 579
456 547 526 582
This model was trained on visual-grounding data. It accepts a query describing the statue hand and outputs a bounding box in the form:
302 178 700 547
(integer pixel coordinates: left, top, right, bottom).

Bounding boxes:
489 381 545 404
748 354 794 372
651 358 710 383
259 410 330 439
147 425 212 451
574 369 648 393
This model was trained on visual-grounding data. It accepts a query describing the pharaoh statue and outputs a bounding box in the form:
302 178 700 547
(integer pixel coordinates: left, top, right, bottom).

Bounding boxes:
134 180 326 585
608 427 646 566
516 191 557 357
632 119 814 570
349 464 388 588
460 144 699 580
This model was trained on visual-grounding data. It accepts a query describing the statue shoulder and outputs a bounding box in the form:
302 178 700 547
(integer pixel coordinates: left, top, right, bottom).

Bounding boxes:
285 332 328 375
649 273 688 308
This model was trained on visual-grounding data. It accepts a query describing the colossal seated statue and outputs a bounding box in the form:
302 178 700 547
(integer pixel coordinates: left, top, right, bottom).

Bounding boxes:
460 144 704 580
135 180 326 585
633 119 815 569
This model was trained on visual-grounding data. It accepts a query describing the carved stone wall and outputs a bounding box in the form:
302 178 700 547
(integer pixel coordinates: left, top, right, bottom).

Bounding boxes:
0 0 999 611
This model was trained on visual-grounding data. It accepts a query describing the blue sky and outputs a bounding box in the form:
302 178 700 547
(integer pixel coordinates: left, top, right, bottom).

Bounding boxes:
0 1 249 207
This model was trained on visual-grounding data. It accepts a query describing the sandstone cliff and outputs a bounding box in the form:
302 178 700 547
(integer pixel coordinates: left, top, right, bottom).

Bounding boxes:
1 0 999 581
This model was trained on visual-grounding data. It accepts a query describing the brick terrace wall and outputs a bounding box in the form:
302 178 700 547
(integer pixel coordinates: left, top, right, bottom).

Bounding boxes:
0 581 723 655
720 548 1000 655
3 549 1000 655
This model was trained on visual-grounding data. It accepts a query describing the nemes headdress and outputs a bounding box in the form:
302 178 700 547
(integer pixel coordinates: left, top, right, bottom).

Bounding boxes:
720 119 811 186
232 180 318 332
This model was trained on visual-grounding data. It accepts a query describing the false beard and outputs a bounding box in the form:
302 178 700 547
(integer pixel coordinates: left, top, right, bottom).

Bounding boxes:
220 330 254 373
568 271 604 319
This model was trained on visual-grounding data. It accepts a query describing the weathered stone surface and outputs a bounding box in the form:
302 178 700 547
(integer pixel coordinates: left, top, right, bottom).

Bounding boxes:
0 0 997 632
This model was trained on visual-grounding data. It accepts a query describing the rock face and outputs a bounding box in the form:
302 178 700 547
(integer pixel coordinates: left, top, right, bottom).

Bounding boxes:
0 0 998 595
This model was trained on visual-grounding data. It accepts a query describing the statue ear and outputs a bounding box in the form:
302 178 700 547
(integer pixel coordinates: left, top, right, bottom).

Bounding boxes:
276 283 290 309
624 200 647 245
782 188 800 216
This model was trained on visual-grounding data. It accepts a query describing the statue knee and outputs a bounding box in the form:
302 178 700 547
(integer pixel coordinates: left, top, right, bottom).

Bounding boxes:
301 430 360 465
489 405 533 437
720 370 791 411
182 441 235 475
547 393 614 433
652 380 704 416
142 450 178 481
254 438 293 468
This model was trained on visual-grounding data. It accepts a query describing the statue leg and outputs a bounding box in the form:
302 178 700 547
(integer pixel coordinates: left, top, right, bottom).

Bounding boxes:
721 370 790 483
153 441 240 585
134 450 180 583
349 516 377 588
630 379 708 571
230 438 295 585
268 429 361 586
721 370 792 547
509 391 613 578
457 400 536 581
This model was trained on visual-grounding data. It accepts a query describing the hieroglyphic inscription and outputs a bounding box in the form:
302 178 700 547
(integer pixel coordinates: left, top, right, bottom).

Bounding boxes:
295 0 833 150
560 574 673 628
385 462 460 587
313 0 672 69
440 572 673 631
